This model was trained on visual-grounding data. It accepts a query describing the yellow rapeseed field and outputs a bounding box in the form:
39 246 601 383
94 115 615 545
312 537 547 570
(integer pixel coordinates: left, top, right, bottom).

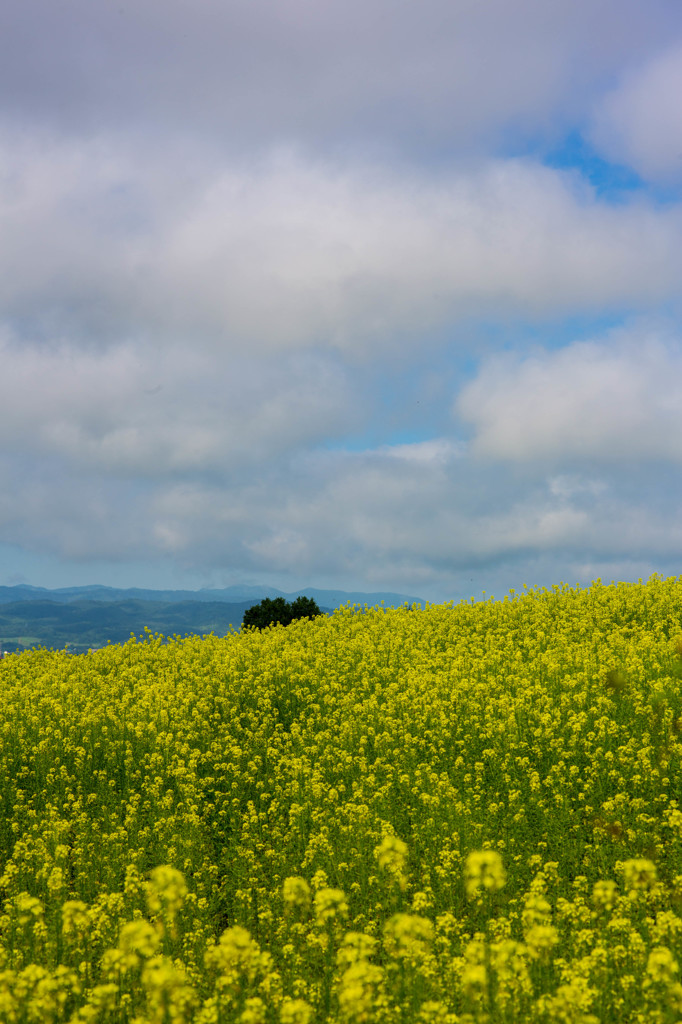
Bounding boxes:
1 575 682 1023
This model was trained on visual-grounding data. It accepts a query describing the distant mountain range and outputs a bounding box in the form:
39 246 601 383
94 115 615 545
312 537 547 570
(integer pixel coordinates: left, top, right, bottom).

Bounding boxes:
0 584 425 654
0 583 423 608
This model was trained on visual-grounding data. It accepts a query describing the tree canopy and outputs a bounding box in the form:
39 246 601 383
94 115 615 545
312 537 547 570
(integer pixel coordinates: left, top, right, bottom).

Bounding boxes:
242 595 322 630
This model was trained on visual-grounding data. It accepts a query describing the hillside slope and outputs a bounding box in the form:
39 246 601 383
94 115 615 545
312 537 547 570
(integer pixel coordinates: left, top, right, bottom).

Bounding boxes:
1 575 681 1021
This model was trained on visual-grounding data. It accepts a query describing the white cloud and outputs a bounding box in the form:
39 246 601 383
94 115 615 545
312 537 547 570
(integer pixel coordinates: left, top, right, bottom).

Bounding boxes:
456 325 682 463
2 137 682 356
590 41 682 183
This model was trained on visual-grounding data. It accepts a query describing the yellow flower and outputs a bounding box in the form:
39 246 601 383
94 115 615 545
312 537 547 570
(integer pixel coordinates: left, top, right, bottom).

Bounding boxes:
464 850 506 899
337 959 385 1023
61 900 90 941
536 980 598 1024
411 891 432 914
76 982 120 1019
240 996 267 1024
280 997 314 1024
205 926 261 975
103 919 160 974
374 835 408 890
14 893 44 926
337 932 377 970
12 964 81 1024
646 946 679 984
460 962 487 998
592 880 617 911
383 913 434 960
524 924 559 960
417 1000 458 1024
282 877 312 913
141 955 198 1023
46 866 64 898
314 888 348 927
621 858 657 890
146 865 188 926
522 892 552 931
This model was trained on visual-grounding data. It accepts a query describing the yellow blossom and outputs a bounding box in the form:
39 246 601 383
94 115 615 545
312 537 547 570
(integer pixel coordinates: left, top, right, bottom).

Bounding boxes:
383 913 434 960
645 945 679 984
282 877 312 913
592 880 617 911
280 997 314 1024
145 865 188 932
621 858 657 890
464 850 506 899
314 888 348 927
374 835 408 890
337 959 386 1023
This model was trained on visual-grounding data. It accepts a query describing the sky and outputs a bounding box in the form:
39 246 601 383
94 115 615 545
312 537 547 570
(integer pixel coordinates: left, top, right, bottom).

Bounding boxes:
2 0 682 605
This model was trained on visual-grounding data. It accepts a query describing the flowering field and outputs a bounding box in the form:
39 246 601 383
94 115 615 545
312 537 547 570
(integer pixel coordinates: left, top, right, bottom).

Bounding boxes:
1 576 682 1023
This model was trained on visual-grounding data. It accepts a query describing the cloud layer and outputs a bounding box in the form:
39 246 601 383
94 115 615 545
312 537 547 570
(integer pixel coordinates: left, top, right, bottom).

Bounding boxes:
2 0 679 154
2 0 682 600
3 137 682 356
4 413 682 601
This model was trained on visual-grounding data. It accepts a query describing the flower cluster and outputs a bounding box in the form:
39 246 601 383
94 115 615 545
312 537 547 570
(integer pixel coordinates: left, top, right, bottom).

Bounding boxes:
0 574 680 1020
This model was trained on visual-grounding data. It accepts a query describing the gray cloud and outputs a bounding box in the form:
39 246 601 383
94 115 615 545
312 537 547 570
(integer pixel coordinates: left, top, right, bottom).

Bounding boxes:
1 0 679 158
590 42 682 184
3 438 682 602
0 334 356 475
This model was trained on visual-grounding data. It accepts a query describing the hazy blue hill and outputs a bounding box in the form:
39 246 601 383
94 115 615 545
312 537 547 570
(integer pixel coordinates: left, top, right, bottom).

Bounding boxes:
0 598 259 652
0 585 425 653
0 584 424 607
289 587 424 609
0 585 233 605
0 585 54 604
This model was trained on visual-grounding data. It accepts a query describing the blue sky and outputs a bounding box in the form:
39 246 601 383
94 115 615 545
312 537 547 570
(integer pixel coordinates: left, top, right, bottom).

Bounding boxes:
2 0 682 604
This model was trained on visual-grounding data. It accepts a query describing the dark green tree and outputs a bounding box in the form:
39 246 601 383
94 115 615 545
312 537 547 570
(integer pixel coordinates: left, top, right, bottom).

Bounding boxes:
242 595 322 630
289 595 322 621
